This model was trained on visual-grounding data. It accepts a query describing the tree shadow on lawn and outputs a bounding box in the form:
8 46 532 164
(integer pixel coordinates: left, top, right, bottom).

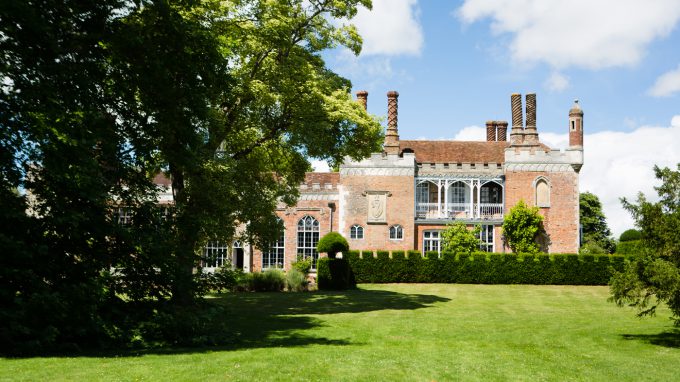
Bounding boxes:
621 329 680 348
194 288 450 352
16 287 448 358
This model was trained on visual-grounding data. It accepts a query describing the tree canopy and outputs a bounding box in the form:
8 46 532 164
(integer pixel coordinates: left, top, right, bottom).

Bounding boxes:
579 192 615 253
502 200 544 254
610 164 680 325
1 0 382 352
441 222 480 255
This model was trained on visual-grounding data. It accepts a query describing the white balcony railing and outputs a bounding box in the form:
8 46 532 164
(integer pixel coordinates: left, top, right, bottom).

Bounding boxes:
415 202 503 220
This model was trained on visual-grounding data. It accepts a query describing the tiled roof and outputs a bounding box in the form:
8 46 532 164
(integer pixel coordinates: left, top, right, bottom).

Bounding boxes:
399 140 510 164
303 172 340 187
153 173 172 186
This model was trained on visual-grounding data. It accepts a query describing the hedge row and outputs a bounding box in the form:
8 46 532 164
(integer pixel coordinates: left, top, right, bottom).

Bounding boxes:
345 250 628 285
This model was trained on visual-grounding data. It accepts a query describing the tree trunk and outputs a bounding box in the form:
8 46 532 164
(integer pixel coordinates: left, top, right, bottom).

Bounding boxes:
169 166 197 305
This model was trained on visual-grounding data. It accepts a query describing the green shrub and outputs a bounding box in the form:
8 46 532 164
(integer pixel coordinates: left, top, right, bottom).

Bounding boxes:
580 241 607 255
316 232 349 258
285 268 308 292
317 258 355 290
615 240 643 255
346 251 626 285
291 255 312 275
619 229 641 242
236 269 285 292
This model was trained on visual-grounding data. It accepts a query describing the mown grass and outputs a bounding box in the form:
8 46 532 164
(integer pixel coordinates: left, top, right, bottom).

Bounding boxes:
2 284 679 381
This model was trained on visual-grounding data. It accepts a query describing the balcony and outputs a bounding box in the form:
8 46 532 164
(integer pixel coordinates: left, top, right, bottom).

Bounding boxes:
415 176 504 221
416 202 504 220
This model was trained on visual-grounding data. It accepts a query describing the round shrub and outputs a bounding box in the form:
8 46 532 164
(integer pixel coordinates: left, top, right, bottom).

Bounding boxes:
316 232 349 259
619 229 641 242
285 268 308 292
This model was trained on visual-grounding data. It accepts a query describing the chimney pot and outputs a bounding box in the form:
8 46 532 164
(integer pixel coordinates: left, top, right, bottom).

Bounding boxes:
486 120 496 142
384 90 400 155
356 90 368 110
497 121 508 141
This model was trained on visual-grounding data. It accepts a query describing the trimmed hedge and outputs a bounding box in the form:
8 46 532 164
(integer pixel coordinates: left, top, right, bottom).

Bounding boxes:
345 250 628 285
317 258 356 290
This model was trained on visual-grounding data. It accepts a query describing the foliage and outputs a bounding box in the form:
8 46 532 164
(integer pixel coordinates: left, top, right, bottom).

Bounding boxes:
579 241 607 255
619 229 642 242
285 268 309 292
291 255 312 276
0 0 381 351
610 164 680 325
615 240 644 255
317 232 350 259
580 192 616 253
197 267 243 293
502 200 545 254
237 269 286 292
346 250 625 285
317 258 356 290
441 222 481 255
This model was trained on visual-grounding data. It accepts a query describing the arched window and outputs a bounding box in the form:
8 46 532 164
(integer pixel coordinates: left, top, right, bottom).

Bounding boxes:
297 215 320 269
263 219 285 269
535 178 550 207
350 224 364 239
389 225 403 240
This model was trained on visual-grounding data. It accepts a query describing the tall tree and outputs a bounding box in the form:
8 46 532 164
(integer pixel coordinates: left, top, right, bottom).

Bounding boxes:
579 192 615 253
107 0 382 303
502 200 544 254
610 164 680 324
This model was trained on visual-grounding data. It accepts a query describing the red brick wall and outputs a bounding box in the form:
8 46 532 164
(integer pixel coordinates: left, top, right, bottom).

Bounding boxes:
504 170 579 253
251 198 337 272
340 174 415 252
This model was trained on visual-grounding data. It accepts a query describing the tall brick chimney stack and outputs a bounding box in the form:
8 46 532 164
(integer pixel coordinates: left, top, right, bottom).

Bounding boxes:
384 90 400 155
486 120 496 142
356 90 368 111
497 121 508 141
523 93 539 145
569 99 584 148
509 93 524 146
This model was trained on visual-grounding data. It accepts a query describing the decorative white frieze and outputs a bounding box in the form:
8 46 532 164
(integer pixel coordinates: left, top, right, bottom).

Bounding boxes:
504 163 574 172
340 153 416 176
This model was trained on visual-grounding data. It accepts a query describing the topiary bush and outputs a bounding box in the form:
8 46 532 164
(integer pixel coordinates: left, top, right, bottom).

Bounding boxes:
619 229 642 242
316 232 349 259
317 258 356 290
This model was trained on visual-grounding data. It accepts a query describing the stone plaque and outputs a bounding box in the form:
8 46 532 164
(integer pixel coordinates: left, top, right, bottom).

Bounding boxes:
367 193 387 223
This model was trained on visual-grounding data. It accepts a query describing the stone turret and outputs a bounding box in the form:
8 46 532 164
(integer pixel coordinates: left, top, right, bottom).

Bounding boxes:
569 99 584 148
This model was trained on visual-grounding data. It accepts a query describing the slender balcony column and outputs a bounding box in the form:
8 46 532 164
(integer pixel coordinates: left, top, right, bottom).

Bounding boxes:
444 182 449 218
477 181 482 218
437 180 442 218
468 181 474 219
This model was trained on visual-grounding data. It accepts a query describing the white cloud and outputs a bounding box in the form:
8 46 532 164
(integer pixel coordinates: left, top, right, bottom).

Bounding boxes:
648 64 680 97
310 159 330 172
544 72 569 92
451 118 680 237
453 125 485 140
540 117 680 237
458 0 680 70
351 0 423 56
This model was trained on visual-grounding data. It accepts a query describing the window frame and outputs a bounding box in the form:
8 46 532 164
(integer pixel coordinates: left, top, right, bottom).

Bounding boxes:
350 224 364 240
423 230 442 255
389 224 404 240
297 215 320 270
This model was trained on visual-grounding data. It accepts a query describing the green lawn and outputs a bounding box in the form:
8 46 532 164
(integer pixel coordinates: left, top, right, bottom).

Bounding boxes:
2 284 679 381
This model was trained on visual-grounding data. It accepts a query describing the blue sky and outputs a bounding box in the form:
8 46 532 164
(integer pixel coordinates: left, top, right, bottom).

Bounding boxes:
316 0 680 236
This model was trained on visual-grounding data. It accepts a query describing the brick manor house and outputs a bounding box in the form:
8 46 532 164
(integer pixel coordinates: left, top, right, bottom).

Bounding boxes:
182 91 584 272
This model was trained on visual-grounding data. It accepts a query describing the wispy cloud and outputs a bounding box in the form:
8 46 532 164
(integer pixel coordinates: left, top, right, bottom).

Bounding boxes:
648 64 680 97
544 72 569 92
